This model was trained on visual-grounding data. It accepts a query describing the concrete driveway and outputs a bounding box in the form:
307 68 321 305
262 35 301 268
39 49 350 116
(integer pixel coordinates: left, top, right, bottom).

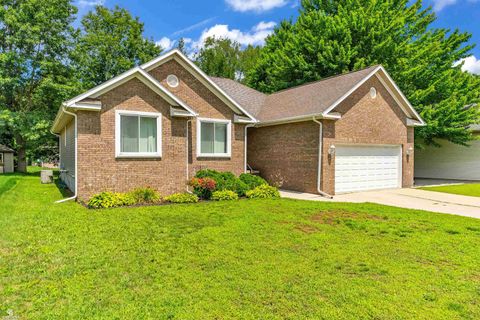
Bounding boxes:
280 188 480 218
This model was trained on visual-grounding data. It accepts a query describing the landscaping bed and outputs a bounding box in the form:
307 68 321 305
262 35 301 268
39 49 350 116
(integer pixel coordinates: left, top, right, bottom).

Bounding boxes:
1 170 480 319
86 169 280 208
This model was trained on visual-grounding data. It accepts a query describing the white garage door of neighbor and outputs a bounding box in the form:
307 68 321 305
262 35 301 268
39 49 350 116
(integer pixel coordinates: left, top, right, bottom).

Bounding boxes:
335 145 402 193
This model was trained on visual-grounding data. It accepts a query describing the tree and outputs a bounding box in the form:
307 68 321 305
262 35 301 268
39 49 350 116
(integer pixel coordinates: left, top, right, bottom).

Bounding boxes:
0 0 77 172
72 5 161 89
195 37 242 80
195 37 261 82
176 38 188 55
246 0 480 145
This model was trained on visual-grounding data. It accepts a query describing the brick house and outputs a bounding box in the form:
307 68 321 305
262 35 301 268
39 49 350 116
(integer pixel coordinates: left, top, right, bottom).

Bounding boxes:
51 50 425 201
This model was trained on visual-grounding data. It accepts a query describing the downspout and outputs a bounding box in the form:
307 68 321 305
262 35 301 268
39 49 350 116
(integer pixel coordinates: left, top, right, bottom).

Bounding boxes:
312 117 333 199
244 124 255 173
56 107 77 203
186 118 193 193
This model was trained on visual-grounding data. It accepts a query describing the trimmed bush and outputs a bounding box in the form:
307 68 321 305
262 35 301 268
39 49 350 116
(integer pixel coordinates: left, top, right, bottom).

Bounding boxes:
195 169 248 196
116 193 137 206
164 193 199 203
211 190 239 201
239 173 267 190
189 177 216 199
246 185 280 199
129 187 161 204
88 192 129 209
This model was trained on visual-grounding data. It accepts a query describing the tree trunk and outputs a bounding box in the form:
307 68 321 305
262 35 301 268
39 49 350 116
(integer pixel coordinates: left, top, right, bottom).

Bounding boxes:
15 134 27 173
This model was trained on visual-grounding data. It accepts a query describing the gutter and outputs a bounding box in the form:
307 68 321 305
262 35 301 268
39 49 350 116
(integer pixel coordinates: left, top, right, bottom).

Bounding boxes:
55 106 78 203
312 117 333 199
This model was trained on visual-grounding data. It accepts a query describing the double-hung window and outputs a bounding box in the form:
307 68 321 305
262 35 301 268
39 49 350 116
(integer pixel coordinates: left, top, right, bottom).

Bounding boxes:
197 118 231 157
115 110 162 158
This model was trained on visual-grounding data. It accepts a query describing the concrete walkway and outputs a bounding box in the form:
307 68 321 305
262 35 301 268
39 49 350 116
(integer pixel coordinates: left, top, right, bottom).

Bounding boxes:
280 188 480 219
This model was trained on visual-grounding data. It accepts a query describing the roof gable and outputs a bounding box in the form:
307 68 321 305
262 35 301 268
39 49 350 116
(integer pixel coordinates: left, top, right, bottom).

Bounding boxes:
141 50 257 122
52 66 199 133
63 67 197 116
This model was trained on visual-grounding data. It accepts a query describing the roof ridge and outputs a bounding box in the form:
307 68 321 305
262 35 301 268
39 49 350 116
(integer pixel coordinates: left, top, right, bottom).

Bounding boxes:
210 65 381 97
269 65 381 96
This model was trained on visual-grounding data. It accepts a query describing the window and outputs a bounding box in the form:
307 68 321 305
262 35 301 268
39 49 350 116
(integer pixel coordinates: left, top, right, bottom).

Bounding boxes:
115 110 162 158
197 118 231 157
166 74 179 88
0 153 3 165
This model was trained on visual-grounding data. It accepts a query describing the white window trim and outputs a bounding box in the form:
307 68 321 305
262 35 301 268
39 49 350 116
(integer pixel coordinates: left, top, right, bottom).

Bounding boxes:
196 117 232 158
115 110 162 158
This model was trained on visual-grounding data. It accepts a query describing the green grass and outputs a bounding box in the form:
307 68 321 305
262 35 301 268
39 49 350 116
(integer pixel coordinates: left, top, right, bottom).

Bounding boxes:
420 183 480 197
1 170 480 319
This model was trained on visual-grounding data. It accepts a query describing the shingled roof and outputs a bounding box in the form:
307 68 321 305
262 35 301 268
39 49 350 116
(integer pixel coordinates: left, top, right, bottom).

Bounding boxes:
0 144 14 153
210 77 267 118
211 65 415 124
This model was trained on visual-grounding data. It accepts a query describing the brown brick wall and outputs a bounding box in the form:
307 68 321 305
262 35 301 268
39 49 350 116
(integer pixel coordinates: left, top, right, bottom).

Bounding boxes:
149 59 245 176
248 76 414 195
247 121 319 193
76 59 245 202
321 76 414 194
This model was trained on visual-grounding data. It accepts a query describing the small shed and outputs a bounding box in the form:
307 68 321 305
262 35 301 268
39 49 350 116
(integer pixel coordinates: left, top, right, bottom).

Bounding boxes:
0 144 14 174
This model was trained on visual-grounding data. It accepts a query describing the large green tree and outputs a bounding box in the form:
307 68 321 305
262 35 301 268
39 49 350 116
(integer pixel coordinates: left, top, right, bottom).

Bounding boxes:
0 0 77 172
195 37 261 83
72 5 161 89
246 0 480 145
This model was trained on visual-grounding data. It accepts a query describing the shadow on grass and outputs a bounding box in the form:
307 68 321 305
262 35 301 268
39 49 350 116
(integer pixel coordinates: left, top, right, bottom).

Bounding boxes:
55 178 74 198
0 177 19 197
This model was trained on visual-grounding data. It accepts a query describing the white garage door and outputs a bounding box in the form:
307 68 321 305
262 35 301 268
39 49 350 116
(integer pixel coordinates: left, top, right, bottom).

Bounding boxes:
335 145 402 193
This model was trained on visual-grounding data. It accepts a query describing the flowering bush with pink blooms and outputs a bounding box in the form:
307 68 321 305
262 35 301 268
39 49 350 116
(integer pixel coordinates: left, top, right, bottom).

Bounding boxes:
189 177 217 199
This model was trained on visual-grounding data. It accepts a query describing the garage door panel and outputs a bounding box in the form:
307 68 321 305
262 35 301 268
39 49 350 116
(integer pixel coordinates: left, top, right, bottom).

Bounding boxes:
335 145 401 193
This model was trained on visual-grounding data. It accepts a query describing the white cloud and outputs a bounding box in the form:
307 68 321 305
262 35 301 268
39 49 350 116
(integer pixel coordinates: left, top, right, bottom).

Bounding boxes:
253 21 277 32
454 55 480 75
156 37 175 51
225 0 288 12
77 0 104 8
431 0 479 11
194 21 276 49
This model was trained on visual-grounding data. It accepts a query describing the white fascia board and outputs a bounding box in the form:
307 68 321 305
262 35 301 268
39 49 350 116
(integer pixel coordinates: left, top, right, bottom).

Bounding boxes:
64 67 141 107
234 114 256 124
255 113 341 127
51 106 66 134
63 66 197 117
170 106 196 117
407 118 426 127
378 66 425 125
141 49 258 123
70 102 102 111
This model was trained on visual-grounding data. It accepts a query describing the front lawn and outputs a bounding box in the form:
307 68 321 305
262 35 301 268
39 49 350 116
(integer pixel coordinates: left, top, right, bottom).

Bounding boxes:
1 170 480 319
420 183 480 197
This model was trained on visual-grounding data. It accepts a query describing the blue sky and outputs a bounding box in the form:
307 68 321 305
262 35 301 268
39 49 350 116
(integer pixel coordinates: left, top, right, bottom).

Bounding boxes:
75 0 480 74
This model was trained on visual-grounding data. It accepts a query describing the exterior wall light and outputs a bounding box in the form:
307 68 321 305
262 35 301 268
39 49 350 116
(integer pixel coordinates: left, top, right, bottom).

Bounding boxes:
328 145 336 155
406 147 413 156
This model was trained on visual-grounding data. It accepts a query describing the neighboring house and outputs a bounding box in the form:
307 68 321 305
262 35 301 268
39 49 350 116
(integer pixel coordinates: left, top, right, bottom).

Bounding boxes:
0 144 14 174
415 125 480 181
51 50 425 201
